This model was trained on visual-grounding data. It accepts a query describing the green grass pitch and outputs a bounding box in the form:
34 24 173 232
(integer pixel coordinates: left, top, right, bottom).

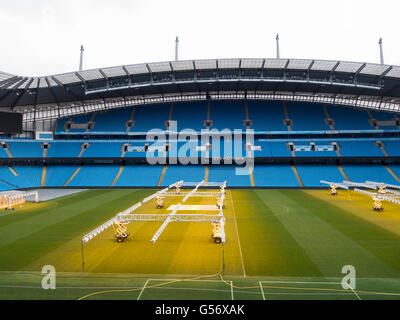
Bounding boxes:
1 188 400 300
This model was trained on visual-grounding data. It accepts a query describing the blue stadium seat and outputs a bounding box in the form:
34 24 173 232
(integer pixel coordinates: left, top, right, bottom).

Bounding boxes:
92 108 132 132
0 166 42 188
342 164 399 185
247 101 287 131
68 165 120 187
370 110 396 121
383 140 400 156
8 142 43 158
286 102 329 131
46 165 79 187
47 142 82 158
0 147 9 158
171 102 207 132
269 141 292 157
82 142 122 158
0 181 15 191
131 104 170 133
296 165 343 187
208 165 252 187
114 165 163 187
339 141 383 157
253 165 299 187
326 106 372 130
162 165 205 186
209 101 246 130
389 165 400 182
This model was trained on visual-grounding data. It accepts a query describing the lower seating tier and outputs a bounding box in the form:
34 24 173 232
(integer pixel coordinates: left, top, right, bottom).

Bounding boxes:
0 164 399 190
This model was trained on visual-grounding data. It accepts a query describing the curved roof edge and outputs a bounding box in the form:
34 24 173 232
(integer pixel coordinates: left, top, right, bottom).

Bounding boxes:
3 58 400 87
1 58 400 109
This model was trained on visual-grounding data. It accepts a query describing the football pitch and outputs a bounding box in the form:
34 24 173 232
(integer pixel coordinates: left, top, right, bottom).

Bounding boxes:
1 188 400 300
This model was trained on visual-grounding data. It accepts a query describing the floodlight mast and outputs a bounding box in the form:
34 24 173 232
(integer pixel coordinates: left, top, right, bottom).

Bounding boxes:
79 45 84 71
379 38 384 65
175 36 179 61
276 34 280 59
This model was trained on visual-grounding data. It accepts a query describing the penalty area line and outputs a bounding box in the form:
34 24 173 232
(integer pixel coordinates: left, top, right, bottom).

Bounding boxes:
346 284 362 301
137 279 149 300
259 281 266 300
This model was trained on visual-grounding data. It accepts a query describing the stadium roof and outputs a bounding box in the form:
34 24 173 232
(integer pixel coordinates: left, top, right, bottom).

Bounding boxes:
1 58 400 121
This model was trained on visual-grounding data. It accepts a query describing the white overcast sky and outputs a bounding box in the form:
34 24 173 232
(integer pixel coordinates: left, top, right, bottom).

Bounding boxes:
1 0 399 77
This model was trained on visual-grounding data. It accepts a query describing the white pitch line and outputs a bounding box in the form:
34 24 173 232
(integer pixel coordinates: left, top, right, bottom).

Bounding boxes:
230 281 234 300
260 280 362 300
259 281 266 300
137 279 149 300
228 190 246 278
261 280 341 285
148 279 222 283
346 284 362 300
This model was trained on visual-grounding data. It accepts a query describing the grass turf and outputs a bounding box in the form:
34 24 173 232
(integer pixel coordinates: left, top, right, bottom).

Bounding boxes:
0 188 400 300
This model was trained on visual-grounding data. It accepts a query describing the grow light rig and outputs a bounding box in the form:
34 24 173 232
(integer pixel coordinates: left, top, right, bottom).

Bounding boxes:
81 180 227 245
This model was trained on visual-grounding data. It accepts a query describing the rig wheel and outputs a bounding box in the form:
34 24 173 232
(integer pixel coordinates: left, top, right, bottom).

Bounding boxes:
214 237 222 244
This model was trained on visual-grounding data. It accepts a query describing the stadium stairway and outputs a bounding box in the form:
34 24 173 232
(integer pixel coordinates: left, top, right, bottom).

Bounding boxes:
111 165 125 187
323 105 335 131
204 165 209 184
78 146 86 158
282 102 292 131
377 142 389 157
126 108 136 133
244 102 251 129
41 165 47 187
8 167 18 176
64 165 82 186
157 165 168 187
86 113 96 132
0 177 17 190
249 167 255 187
337 164 350 181
5 146 13 158
291 165 304 187
384 165 400 183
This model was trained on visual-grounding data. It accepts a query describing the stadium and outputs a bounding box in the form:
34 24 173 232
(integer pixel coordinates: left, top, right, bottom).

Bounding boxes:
1 55 400 300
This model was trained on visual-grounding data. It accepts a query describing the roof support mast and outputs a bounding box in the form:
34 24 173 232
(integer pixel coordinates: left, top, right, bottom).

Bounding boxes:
175 36 179 61
79 45 84 71
276 34 280 59
379 38 384 65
